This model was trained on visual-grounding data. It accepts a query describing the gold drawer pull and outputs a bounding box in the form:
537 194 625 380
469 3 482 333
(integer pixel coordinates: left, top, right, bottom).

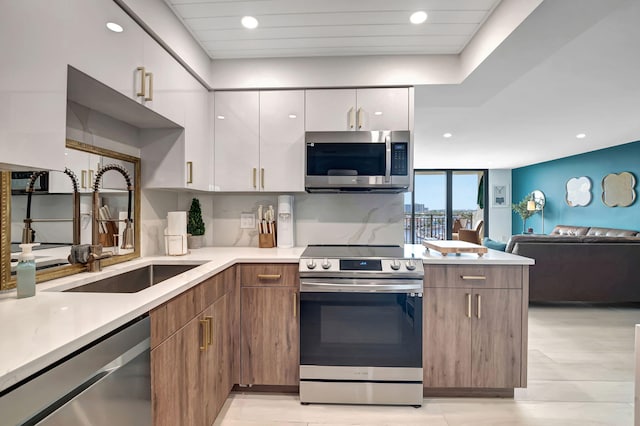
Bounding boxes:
293 292 297 318
199 319 208 351
205 316 213 346
461 275 486 280
257 274 281 280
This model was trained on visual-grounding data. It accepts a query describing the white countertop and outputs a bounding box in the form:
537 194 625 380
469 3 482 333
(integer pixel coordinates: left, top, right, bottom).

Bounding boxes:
0 245 531 392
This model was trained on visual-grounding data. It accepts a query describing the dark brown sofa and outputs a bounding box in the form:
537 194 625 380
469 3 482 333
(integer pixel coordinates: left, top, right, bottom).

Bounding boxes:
506 225 640 302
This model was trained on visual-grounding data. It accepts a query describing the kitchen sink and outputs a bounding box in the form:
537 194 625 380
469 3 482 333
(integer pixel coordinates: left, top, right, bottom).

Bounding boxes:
64 264 201 293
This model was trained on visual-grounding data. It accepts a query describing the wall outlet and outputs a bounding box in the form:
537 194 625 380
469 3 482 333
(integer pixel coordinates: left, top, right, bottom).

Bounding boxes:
240 213 256 229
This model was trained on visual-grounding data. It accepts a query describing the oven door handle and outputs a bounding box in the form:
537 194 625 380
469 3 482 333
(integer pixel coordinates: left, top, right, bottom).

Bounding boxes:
300 280 423 293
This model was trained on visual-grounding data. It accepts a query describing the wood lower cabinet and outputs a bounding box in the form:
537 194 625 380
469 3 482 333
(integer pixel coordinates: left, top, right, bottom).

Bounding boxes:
151 267 237 426
240 264 299 386
423 265 528 390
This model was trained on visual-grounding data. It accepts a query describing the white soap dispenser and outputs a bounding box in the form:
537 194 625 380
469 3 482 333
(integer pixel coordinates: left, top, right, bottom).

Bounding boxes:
16 243 39 299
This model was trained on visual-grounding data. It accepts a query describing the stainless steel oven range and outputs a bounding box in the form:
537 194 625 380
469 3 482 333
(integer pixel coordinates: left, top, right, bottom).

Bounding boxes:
298 245 424 406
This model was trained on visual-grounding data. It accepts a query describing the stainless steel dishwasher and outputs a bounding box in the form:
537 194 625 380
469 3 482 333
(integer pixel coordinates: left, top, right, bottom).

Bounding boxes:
0 316 151 426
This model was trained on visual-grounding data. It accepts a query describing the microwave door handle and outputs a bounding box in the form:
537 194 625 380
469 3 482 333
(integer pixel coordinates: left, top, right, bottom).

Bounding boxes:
385 136 391 183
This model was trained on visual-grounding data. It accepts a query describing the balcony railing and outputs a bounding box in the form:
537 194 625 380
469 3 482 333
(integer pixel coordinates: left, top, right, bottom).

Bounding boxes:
404 212 474 244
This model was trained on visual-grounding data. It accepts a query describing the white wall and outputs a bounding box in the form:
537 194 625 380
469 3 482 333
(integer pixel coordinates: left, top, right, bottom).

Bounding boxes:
488 169 512 242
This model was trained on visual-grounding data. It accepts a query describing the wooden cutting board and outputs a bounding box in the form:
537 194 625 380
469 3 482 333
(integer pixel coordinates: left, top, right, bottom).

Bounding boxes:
423 240 488 257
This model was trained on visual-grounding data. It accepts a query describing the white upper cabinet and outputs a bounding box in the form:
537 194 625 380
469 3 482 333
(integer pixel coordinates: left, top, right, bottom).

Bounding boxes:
183 85 213 191
305 89 357 131
0 1 68 171
259 90 305 192
214 91 260 192
305 88 409 132
214 90 305 192
356 88 409 131
65 0 145 103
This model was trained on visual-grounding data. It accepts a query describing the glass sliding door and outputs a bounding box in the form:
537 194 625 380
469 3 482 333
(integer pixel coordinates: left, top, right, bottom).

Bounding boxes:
405 170 487 244
452 171 485 233
404 171 446 243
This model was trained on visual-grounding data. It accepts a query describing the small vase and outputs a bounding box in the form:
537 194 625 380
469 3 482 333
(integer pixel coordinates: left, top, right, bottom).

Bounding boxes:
187 234 204 249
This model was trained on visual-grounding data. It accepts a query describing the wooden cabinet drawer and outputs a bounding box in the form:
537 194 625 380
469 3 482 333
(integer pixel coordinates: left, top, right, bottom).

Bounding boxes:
151 285 204 348
200 266 235 307
424 265 522 289
240 264 299 287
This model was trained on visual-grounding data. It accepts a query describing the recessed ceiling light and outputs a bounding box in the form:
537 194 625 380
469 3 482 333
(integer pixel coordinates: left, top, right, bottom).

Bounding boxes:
374 111 383 116
288 114 297 119
241 16 259 29
217 115 225 120
106 22 124 33
410 11 428 25
576 133 586 139
443 132 453 138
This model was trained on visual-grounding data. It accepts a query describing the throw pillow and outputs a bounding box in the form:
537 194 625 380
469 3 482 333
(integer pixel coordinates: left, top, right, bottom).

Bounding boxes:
483 237 507 251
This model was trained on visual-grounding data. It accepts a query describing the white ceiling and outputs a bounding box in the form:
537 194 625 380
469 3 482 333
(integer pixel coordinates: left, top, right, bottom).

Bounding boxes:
165 0 502 59
414 0 640 169
160 0 639 169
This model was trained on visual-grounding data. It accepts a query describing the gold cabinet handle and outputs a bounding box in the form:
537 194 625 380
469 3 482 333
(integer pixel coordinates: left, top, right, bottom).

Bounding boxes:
293 292 297 318
89 170 94 188
252 168 257 189
461 275 486 280
81 170 87 189
261 168 265 190
199 319 208 351
205 316 213 346
257 274 281 280
348 107 355 129
466 293 471 318
476 294 482 319
145 72 153 101
186 161 193 184
136 66 146 98
357 107 364 129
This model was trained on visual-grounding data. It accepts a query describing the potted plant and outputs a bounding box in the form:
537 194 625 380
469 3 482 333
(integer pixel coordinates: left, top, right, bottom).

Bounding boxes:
511 194 536 234
187 198 205 249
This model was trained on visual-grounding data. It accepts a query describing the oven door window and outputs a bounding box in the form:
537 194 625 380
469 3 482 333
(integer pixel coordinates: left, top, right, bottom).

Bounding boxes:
306 143 385 176
300 292 422 368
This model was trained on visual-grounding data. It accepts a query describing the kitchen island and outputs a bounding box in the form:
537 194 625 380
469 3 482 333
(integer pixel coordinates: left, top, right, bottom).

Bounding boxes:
0 245 532 421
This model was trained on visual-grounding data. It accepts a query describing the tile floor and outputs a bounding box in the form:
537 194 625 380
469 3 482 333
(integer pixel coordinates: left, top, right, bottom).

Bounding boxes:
214 303 639 426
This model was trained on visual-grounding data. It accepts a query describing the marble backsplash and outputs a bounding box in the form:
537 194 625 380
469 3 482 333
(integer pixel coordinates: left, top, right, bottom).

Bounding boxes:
141 191 405 254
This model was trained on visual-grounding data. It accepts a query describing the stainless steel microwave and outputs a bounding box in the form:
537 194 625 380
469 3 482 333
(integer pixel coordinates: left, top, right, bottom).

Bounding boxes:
305 131 411 193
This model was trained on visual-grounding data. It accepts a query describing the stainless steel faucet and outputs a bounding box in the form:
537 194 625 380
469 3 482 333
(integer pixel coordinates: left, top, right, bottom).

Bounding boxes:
88 164 134 272
22 168 81 245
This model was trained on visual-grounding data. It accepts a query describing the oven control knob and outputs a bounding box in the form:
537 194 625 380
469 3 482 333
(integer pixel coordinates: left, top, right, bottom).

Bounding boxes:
405 259 417 271
321 258 332 269
306 259 317 269
390 259 401 270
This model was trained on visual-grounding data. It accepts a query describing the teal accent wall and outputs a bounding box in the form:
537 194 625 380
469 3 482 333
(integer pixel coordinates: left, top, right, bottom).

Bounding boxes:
511 141 640 235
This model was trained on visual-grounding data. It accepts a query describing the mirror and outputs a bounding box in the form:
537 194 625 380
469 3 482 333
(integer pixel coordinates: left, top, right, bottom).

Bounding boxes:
566 176 592 207
602 172 636 207
530 189 546 209
0 139 141 290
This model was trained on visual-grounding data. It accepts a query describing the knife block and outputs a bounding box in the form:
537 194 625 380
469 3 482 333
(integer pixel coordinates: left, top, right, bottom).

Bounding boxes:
258 223 276 248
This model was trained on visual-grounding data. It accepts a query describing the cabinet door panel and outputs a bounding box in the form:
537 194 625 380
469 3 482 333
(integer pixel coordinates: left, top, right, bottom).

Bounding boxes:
356 88 409 131
471 289 522 388
305 89 356 131
184 87 212 191
214 91 260 191
241 287 299 385
423 288 472 387
151 315 206 426
259 90 305 191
